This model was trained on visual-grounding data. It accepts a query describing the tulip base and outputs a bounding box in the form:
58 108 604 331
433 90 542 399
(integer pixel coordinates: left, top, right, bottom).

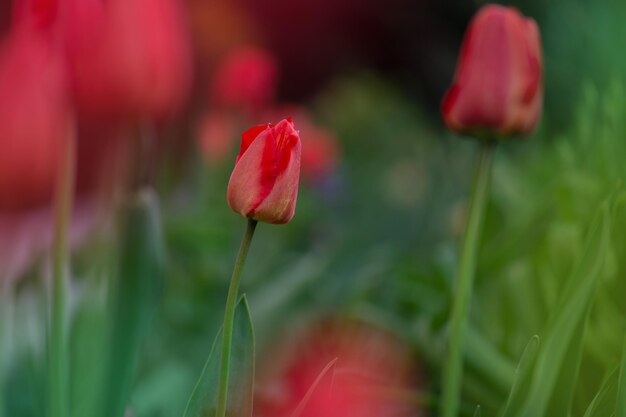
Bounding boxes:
441 140 495 417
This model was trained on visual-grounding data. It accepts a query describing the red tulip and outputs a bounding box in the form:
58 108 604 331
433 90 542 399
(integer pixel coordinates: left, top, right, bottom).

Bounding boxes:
255 318 419 417
211 46 278 115
227 118 301 224
63 0 192 122
0 6 71 211
442 4 543 138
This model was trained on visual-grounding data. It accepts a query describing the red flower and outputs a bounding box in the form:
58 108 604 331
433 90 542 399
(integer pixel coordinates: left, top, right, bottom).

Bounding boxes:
211 47 278 115
442 4 543 138
0 5 71 211
63 0 192 122
227 118 301 224
255 318 420 417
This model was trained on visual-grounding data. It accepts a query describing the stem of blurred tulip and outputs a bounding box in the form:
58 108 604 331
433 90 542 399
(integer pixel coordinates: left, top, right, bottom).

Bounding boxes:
441 140 495 417
0 286 13 417
48 126 77 417
215 218 258 417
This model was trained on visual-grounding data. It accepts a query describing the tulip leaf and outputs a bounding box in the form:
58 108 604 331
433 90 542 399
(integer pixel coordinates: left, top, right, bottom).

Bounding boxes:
290 357 338 417
101 189 165 417
513 201 611 417
182 296 255 417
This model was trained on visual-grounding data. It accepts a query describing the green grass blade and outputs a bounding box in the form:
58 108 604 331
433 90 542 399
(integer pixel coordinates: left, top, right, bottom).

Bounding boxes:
616 333 626 417
182 296 255 417
515 201 611 417
582 367 619 417
500 335 540 417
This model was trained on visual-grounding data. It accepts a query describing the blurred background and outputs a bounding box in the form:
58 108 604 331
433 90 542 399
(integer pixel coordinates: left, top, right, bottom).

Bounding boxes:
1 0 626 416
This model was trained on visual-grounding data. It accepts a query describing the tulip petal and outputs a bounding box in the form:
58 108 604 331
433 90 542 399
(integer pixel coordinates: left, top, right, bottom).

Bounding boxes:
237 124 270 163
252 134 301 224
227 128 274 218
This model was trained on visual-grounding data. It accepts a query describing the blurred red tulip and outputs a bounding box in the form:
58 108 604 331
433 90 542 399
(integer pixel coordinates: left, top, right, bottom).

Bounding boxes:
63 0 192 122
0 6 71 211
227 118 301 224
300 124 339 182
256 318 419 417
197 111 238 164
442 4 543 138
211 47 278 116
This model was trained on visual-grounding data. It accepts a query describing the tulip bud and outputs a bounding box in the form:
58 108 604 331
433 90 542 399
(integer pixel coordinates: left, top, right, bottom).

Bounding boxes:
0 13 71 210
442 5 543 138
227 118 301 224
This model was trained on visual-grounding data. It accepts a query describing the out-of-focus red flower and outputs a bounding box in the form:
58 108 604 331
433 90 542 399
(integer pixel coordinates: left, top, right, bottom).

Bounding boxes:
211 47 278 116
442 4 543 138
299 124 339 182
227 118 301 224
256 318 420 417
63 0 192 122
196 111 238 164
0 2 71 211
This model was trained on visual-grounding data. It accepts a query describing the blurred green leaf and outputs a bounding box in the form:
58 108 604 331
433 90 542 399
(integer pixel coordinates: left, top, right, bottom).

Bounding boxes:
182 296 255 417
582 367 619 417
617 333 626 417
70 294 106 417
500 335 540 417
101 188 165 417
514 201 611 417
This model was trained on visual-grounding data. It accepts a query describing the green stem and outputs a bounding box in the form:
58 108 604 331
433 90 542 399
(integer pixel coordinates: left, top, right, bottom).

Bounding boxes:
48 126 76 417
441 141 495 417
215 219 258 417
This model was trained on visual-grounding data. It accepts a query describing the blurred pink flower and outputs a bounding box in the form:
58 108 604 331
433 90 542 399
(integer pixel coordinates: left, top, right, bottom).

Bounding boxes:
63 0 193 122
0 0 134 283
196 111 238 164
299 123 340 182
0 0 71 211
256 318 420 417
211 46 278 115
